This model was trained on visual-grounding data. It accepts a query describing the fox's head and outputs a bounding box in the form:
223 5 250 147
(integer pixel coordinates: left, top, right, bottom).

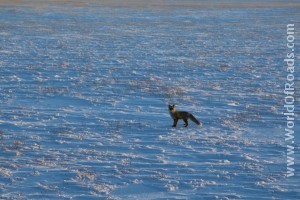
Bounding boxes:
168 104 175 111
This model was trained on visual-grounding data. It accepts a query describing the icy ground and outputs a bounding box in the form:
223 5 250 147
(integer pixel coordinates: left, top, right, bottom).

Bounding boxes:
0 0 299 199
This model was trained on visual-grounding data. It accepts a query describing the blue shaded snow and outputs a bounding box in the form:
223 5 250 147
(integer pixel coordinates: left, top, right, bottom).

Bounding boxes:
0 1 299 199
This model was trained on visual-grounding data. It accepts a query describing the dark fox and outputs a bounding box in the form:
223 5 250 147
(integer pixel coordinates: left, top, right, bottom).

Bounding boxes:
168 104 202 127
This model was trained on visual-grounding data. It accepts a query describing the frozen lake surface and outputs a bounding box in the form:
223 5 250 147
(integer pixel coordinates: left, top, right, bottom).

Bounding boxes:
0 0 299 199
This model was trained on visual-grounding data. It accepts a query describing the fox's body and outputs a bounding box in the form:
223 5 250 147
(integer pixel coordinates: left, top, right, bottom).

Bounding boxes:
168 104 202 127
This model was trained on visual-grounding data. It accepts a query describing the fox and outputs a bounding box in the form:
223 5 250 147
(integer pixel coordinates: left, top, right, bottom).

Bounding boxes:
168 104 202 127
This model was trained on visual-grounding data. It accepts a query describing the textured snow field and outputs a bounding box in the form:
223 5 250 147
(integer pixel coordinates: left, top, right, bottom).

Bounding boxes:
0 0 299 199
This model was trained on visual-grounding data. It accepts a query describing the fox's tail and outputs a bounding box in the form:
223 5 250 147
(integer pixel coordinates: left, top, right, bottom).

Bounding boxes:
189 114 202 126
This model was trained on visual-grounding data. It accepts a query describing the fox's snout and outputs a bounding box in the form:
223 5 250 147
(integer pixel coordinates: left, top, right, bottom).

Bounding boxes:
168 104 175 111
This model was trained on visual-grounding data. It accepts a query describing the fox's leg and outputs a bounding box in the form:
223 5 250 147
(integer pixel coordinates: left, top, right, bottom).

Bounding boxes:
183 119 188 127
173 119 178 127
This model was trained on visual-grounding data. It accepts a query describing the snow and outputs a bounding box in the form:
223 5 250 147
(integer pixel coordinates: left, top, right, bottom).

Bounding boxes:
0 0 299 199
